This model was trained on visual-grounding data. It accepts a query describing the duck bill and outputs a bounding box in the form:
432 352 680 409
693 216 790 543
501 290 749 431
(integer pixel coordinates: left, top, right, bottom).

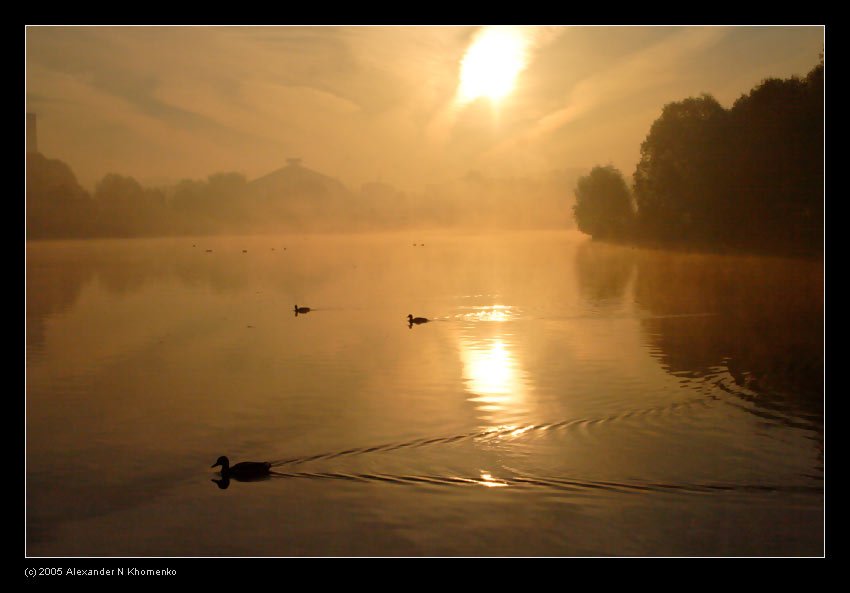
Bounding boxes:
210 463 220 468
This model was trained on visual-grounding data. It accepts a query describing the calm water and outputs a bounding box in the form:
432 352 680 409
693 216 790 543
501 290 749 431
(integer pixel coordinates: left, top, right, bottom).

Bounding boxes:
26 231 823 556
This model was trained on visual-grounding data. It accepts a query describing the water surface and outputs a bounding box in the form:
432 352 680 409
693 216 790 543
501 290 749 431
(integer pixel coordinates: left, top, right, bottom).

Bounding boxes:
26 231 823 556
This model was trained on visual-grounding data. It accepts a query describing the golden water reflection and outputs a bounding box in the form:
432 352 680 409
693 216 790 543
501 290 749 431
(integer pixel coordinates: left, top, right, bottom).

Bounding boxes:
457 306 532 426
476 471 509 488
464 339 514 397
456 305 516 323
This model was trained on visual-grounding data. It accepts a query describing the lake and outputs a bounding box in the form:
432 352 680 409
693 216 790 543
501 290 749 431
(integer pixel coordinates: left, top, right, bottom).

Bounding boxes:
25 231 823 556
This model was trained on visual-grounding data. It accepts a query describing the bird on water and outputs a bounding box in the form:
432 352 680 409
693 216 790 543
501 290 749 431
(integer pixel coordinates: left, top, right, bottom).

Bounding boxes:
210 456 271 479
294 304 311 315
408 314 429 325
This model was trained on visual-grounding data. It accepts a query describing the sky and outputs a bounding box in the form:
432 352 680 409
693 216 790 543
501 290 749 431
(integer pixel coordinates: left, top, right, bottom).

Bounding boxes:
25 25 824 192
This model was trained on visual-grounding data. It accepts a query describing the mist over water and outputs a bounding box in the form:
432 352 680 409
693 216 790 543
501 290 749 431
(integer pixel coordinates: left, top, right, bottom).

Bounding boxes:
26 231 822 556
25 25 825 559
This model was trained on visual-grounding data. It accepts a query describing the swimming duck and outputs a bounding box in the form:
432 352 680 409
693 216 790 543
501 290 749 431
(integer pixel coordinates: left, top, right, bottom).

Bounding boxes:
408 314 429 325
294 305 311 315
210 456 271 478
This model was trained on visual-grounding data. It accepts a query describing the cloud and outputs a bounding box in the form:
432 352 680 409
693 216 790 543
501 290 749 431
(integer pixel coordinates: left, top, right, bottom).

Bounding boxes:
483 27 731 163
25 26 820 191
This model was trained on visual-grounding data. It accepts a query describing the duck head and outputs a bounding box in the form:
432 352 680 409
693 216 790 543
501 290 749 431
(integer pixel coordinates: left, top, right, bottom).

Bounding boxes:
211 456 230 471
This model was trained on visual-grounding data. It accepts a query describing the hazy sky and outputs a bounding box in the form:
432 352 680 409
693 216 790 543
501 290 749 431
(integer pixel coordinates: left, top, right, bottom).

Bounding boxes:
25 25 823 192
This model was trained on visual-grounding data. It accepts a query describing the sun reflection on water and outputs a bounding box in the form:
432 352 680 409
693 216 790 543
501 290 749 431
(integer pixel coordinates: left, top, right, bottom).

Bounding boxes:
465 340 514 395
457 305 516 323
476 471 509 488
457 305 532 426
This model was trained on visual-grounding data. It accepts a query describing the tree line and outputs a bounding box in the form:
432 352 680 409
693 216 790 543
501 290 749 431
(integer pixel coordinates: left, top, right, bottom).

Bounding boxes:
573 56 823 257
26 155 579 238
26 155 256 239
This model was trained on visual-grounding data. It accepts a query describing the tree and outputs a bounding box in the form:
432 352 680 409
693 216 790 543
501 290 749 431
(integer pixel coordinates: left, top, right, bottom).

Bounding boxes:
724 64 823 252
633 94 727 244
26 153 96 238
169 172 250 232
205 172 249 224
572 165 635 239
629 58 822 256
94 173 167 236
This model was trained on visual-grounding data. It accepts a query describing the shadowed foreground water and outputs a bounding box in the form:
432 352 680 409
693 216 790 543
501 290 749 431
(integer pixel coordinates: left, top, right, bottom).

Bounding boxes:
26 231 823 556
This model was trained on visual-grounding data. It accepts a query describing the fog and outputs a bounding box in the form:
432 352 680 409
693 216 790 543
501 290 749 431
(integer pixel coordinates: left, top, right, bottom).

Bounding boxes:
26 26 823 238
25 26 825 558
27 27 822 186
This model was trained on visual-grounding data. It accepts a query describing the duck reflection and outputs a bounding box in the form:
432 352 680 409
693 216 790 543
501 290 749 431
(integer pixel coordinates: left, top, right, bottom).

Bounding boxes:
211 474 273 490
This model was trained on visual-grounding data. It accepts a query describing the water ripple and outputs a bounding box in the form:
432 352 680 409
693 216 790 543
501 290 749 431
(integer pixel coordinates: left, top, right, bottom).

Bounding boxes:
268 394 719 467
266 469 821 496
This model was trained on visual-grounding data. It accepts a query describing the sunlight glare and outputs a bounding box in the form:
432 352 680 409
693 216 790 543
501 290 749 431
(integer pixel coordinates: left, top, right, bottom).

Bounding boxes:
465 305 513 322
458 27 528 104
459 335 533 426
466 340 513 395
477 471 509 488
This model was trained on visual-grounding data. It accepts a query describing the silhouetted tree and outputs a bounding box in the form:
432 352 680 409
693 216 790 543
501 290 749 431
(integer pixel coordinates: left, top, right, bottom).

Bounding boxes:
629 58 822 256
205 172 249 224
723 64 823 252
170 174 249 233
572 165 635 239
26 153 96 238
93 173 167 236
633 94 727 245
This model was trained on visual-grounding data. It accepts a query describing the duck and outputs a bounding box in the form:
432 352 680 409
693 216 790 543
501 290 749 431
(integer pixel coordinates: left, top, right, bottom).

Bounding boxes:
210 455 271 479
294 305 311 315
408 314 429 325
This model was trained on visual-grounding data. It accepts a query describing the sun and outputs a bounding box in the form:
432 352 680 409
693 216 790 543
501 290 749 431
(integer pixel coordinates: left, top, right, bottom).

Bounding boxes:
458 27 528 104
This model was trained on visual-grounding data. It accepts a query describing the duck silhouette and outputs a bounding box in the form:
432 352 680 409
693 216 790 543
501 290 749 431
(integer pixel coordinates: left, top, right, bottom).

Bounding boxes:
294 305 311 316
211 456 271 478
210 456 273 490
408 314 429 327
